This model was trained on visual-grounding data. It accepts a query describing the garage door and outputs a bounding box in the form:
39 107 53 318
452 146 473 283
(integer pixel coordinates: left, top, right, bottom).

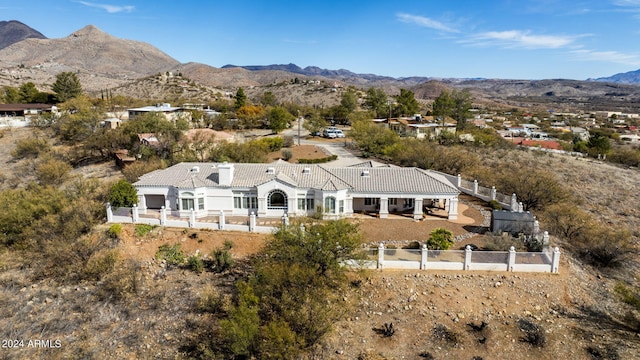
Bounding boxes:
145 195 165 209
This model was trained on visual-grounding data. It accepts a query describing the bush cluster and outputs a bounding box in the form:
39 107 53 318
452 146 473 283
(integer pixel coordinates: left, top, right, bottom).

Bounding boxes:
298 155 338 164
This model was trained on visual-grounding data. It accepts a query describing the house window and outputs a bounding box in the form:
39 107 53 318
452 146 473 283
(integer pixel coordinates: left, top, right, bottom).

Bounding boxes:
339 200 344 213
234 194 257 209
364 197 379 206
181 198 195 211
198 197 205 210
389 198 398 206
268 190 287 210
325 197 336 214
298 198 315 211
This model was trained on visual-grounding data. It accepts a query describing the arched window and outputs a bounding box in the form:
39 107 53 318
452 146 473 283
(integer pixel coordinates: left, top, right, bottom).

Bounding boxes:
324 196 336 214
268 190 288 210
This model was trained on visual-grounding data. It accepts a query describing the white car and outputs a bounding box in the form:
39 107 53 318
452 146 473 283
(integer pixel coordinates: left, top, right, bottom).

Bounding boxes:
323 127 345 138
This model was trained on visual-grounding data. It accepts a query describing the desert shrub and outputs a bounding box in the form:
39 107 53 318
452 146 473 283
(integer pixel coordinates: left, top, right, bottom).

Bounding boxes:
517 319 546 347
134 224 155 237
211 246 235 273
256 136 284 152
83 249 119 281
586 345 620 360
196 287 227 314
427 228 454 250
156 243 185 267
483 233 527 251
403 241 422 249
34 155 73 186
282 135 294 147
281 148 293 161
188 254 204 274
121 157 167 182
96 259 141 301
574 227 634 268
614 283 640 310
11 137 51 159
107 223 123 239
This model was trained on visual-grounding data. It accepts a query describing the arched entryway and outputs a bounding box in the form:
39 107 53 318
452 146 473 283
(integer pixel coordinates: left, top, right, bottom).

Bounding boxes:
267 190 288 211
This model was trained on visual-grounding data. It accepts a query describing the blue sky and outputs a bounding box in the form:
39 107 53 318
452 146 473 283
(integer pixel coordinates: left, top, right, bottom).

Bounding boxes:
4 0 640 80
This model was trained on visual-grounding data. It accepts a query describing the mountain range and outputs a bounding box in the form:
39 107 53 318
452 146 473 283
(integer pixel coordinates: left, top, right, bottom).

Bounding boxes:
2 21 640 112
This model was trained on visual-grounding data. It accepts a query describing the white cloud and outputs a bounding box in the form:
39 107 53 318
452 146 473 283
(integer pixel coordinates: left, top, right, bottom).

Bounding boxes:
465 30 576 49
77 1 134 13
396 13 459 33
570 49 640 66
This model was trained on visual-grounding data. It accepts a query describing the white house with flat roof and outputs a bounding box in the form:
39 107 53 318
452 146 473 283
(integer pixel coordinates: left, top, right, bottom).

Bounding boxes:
133 161 461 220
127 103 191 123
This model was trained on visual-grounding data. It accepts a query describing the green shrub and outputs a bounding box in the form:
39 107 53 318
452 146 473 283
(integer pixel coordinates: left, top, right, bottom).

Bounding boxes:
107 223 123 239
84 249 119 280
427 228 454 250
11 138 51 159
256 137 284 152
188 254 204 274
134 224 155 237
488 200 503 210
156 243 185 266
282 135 294 147
298 155 338 164
614 282 640 310
281 149 293 161
211 247 235 272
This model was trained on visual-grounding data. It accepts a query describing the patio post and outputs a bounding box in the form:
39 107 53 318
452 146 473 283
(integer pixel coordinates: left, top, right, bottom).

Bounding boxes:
377 243 385 269
421 244 428 270
473 180 478 195
508 246 516 272
132 204 139 223
160 206 166 225
464 245 472 270
490 186 496 201
189 208 196 228
249 212 256 232
552 247 560 273
106 203 113 223
219 210 225 230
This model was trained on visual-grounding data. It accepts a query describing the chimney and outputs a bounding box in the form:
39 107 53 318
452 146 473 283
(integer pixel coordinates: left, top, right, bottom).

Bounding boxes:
218 162 234 186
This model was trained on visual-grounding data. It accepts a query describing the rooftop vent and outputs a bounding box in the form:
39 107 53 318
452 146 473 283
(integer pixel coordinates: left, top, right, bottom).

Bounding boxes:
267 167 275 174
302 167 311 174
361 170 370 177
190 166 200 173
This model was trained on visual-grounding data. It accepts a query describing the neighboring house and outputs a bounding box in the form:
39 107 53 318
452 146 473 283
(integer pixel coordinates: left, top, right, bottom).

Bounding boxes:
127 103 191 123
102 118 121 129
620 134 640 143
378 117 456 139
114 149 136 168
138 133 160 147
133 161 461 220
0 103 56 118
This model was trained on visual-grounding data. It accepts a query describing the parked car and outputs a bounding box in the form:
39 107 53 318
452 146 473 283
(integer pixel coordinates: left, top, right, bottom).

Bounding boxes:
323 127 345 138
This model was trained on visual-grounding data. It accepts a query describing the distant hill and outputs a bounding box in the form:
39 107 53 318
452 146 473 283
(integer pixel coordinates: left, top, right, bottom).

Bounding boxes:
0 20 46 49
592 69 640 84
0 24 180 92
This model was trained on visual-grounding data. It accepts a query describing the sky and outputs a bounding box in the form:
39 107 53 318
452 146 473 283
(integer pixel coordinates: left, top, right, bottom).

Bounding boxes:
3 0 640 80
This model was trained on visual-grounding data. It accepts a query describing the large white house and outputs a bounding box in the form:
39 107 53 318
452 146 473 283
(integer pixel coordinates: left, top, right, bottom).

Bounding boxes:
133 161 461 220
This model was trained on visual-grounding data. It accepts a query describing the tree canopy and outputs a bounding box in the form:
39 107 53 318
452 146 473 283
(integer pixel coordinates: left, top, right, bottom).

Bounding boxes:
394 88 420 117
363 87 389 118
52 71 83 102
